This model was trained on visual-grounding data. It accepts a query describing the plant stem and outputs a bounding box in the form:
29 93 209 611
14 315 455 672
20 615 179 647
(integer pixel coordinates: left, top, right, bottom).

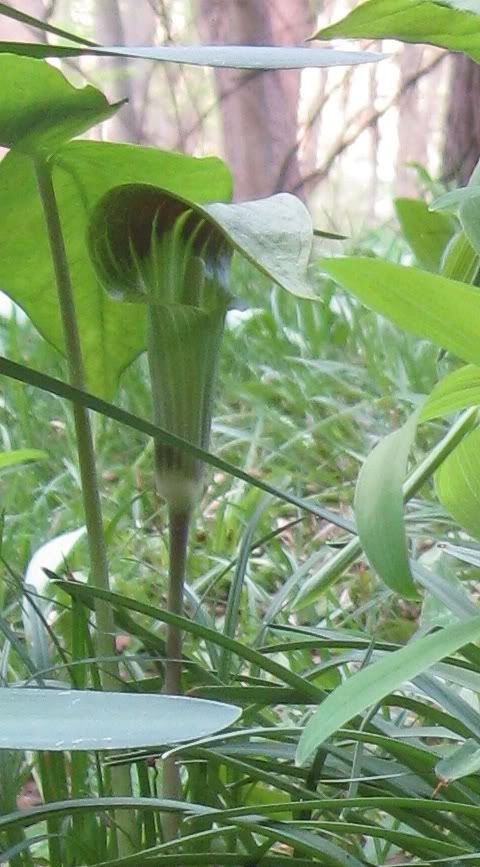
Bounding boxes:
34 158 114 684
165 506 191 695
34 158 135 852
162 505 191 841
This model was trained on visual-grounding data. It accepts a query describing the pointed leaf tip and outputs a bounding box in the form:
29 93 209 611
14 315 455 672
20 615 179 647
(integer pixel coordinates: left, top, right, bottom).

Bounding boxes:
0 53 119 155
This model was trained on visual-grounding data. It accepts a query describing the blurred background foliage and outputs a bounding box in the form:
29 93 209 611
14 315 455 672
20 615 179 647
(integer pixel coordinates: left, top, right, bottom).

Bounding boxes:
3 0 476 225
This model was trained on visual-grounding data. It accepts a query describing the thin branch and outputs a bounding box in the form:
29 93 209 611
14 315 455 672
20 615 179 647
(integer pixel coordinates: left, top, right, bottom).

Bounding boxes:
292 52 447 195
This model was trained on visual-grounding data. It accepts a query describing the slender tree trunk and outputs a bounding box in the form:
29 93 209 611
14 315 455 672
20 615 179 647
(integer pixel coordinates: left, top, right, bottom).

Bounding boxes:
96 0 156 143
196 0 314 200
396 44 428 196
443 53 480 186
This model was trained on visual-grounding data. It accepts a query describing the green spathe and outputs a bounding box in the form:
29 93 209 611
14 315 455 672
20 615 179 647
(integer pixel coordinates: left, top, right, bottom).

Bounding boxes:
88 183 317 507
88 184 233 508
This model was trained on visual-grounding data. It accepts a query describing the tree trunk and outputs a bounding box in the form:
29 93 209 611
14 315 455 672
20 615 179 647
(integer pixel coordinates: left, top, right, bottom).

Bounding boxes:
196 0 314 200
95 0 156 143
443 53 480 186
396 45 429 197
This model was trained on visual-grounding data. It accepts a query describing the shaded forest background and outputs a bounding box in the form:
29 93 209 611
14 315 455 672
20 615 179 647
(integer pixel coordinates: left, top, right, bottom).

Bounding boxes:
4 0 480 230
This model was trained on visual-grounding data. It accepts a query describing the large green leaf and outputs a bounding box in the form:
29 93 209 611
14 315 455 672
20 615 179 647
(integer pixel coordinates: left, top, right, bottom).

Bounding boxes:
320 257 480 366
296 614 480 766
395 197 455 272
0 54 119 155
436 426 480 540
0 43 384 69
0 143 231 398
313 0 480 64
354 412 418 598
421 365 480 420
0 688 240 751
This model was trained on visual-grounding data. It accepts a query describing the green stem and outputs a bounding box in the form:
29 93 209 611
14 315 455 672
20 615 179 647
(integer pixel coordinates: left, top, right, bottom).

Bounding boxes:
162 505 192 841
34 158 135 853
165 506 191 695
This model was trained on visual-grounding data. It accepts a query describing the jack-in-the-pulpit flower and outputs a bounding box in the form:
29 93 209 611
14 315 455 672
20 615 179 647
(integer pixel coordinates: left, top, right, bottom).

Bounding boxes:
88 183 233 510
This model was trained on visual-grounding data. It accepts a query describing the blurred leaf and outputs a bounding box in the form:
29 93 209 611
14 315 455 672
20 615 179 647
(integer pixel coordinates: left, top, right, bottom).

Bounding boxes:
441 230 480 282
431 185 480 212
435 426 480 540
395 197 455 271
0 43 385 69
312 0 480 64
421 365 480 420
320 258 480 366
0 688 240 750
419 548 469 629
354 412 418 598
0 54 119 155
436 739 480 783
0 448 45 469
442 543 480 568
459 163 480 258
296 615 480 766
0 3 96 45
0 143 231 398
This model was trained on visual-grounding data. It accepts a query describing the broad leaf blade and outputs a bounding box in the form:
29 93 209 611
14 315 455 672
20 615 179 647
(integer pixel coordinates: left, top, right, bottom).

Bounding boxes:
0 54 119 155
296 615 480 766
435 426 480 540
320 257 480 366
421 365 480 420
0 43 384 68
0 688 241 750
0 143 232 398
395 197 455 272
354 413 418 598
313 0 480 64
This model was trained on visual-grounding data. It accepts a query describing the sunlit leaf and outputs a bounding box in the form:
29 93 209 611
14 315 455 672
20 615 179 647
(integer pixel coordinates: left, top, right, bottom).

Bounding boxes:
0 143 232 398
312 0 480 64
421 365 480 420
296 615 480 766
0 54 119 155
320 258 480 366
